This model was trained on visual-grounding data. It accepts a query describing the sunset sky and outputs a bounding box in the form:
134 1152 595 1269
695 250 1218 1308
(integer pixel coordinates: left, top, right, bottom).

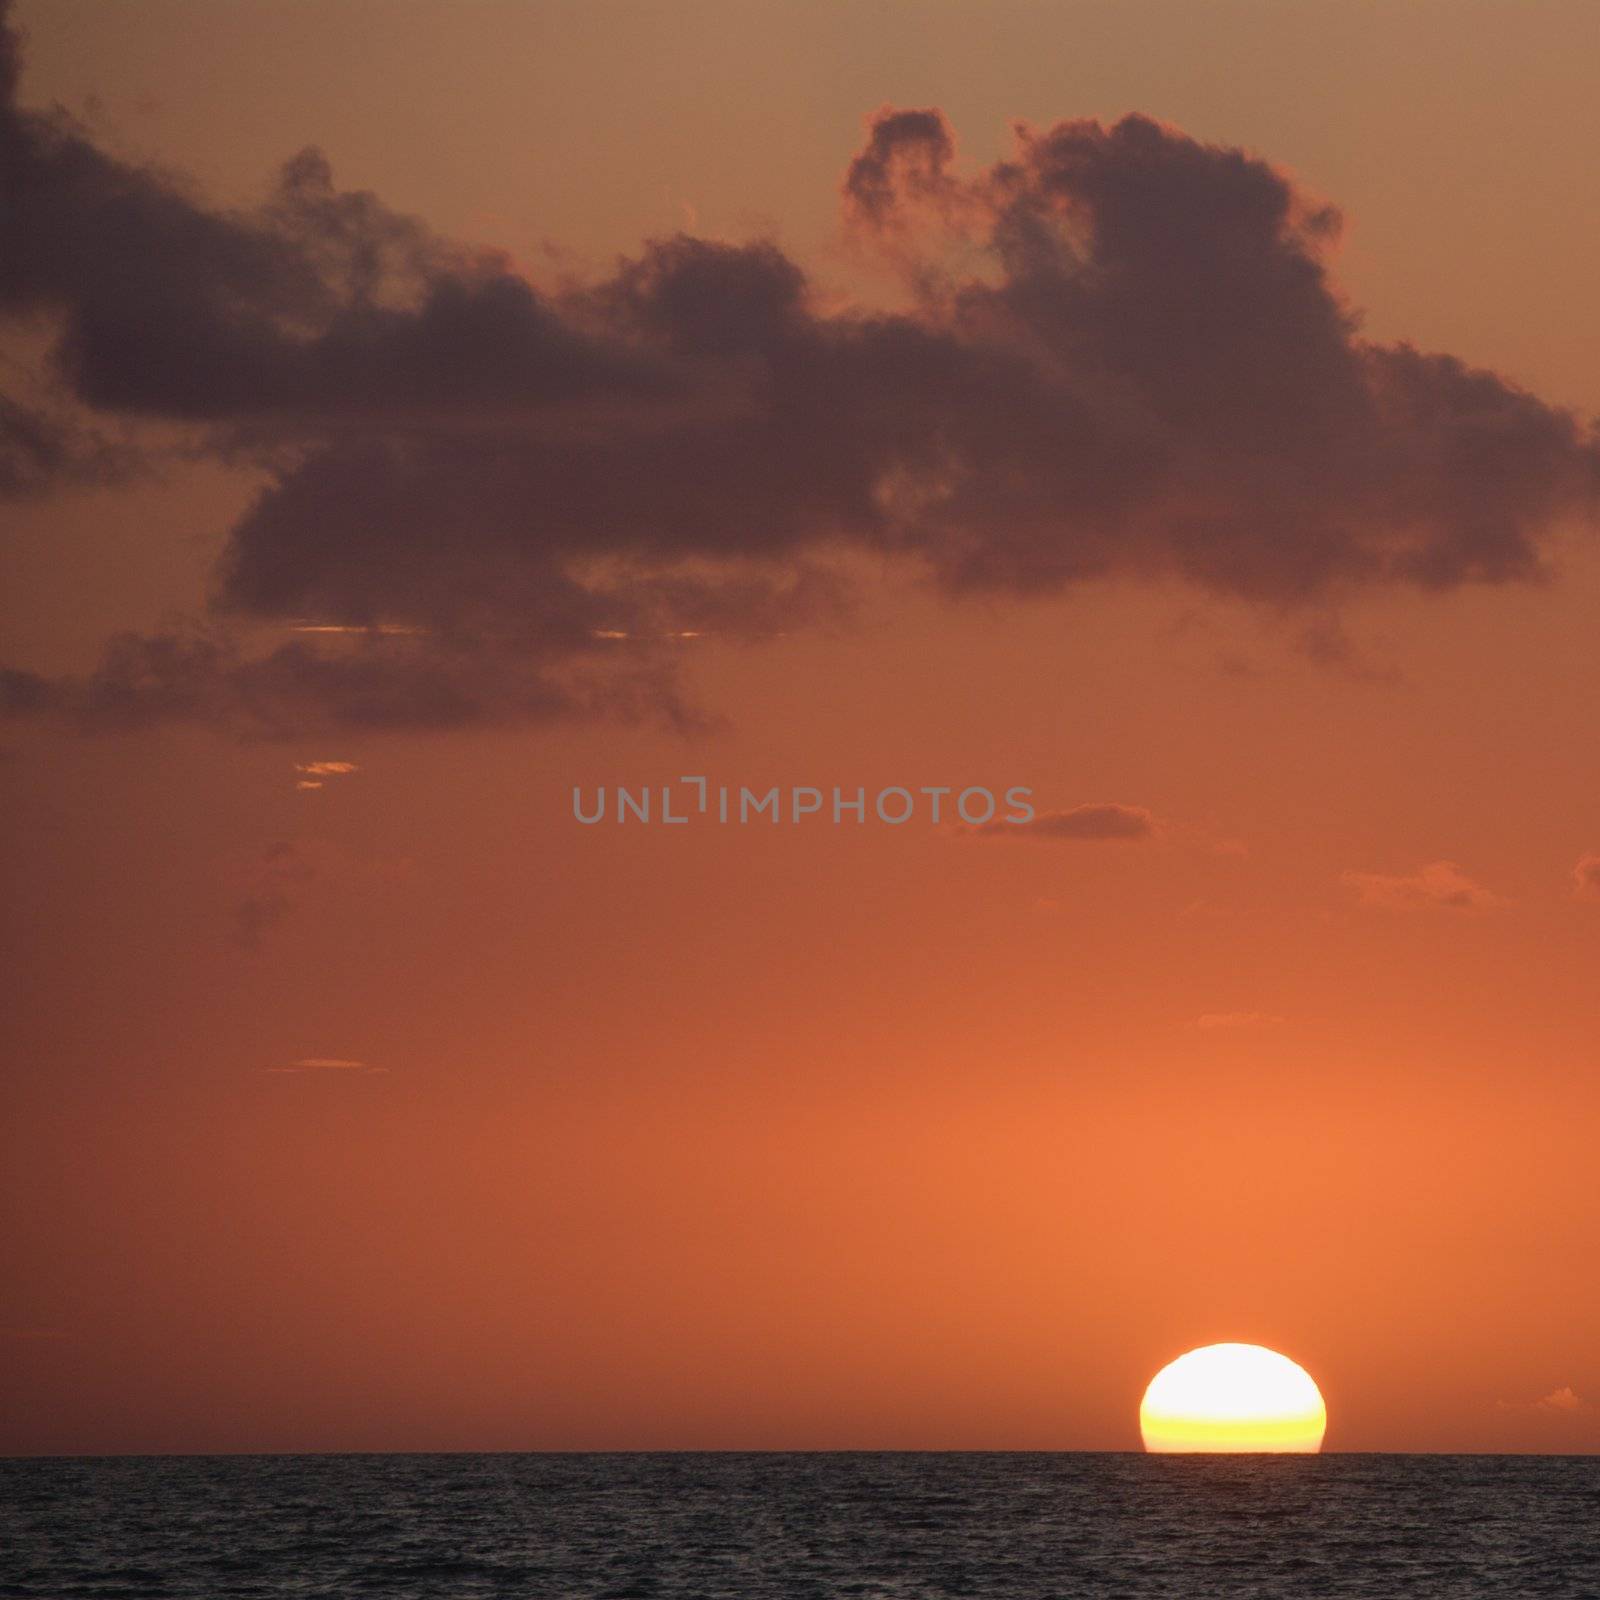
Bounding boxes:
3 0 1599 1456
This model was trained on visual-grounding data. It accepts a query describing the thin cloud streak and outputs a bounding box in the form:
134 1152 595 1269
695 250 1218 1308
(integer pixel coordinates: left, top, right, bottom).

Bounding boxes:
266 1057 387 1074
1193 1011 1286 1031
973 803 1157 842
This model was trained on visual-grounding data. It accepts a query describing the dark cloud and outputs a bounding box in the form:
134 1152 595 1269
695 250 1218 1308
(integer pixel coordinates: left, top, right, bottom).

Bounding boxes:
853 109 1596 600
0 389 131 496
231 839 316 950
227 836 416 949
0 623 708 737
2 0 1597 736
974 803 1157 842
843 108 959 230
2 38 655 425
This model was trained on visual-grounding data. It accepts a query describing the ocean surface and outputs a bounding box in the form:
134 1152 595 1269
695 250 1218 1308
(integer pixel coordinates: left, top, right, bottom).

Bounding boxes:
2 1451 1597 1598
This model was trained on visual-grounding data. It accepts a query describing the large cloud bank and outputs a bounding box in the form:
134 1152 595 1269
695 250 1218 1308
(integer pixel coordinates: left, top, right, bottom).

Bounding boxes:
2 5 1595 733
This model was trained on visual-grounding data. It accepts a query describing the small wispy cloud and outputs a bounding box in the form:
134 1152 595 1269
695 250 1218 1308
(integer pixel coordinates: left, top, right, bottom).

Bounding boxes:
971 803 1157 843
1193 1011 1286 1031
1498 1386 1591 1416
1572 853 1600 902
232 839 318 950
265 1057 387 1075
228 837 415 951
1536 1386 1590 1414
1342 860 1504 912
293 759 359 792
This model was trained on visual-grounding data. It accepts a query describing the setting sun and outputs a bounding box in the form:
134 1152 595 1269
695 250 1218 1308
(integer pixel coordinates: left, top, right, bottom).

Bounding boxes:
1140 1344 1327 1453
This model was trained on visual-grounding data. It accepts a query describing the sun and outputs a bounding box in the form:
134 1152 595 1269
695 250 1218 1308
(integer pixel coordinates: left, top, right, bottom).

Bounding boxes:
1140 1343 1327 1453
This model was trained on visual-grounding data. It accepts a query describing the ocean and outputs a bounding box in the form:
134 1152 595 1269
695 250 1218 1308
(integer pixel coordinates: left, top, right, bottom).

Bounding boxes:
2 1451 1596 1598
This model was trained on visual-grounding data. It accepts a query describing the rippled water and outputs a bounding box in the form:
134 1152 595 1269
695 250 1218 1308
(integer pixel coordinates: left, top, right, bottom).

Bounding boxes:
2 1451 1597 1597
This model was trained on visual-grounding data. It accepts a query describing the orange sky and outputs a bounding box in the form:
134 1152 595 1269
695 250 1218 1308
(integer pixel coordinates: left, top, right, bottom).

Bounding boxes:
3 0 1599 1456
